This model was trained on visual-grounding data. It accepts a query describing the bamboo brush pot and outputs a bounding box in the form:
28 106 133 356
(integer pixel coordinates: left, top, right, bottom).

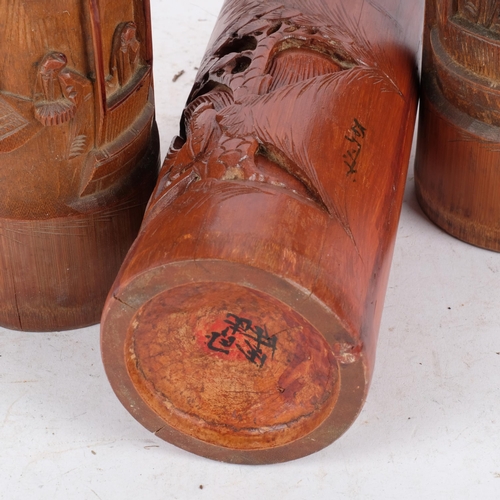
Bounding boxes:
102 0 424 463
0 0 159 331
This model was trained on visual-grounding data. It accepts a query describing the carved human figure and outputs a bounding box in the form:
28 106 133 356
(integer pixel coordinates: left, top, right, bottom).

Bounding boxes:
109 21 141 89
33 52 78 126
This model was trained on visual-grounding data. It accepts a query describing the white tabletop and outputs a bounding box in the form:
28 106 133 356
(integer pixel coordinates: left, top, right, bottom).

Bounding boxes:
1 1 499 498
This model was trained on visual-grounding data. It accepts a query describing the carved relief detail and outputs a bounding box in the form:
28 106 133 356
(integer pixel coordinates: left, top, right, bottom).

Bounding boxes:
148 2 396 231
457 0 500 32
107 21 141 96
0 97 30 146
33 52 80 126
0 3 157 222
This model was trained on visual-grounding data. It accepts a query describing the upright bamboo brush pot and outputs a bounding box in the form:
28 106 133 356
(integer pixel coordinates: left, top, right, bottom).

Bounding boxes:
415 0 500 251
0 0 159 331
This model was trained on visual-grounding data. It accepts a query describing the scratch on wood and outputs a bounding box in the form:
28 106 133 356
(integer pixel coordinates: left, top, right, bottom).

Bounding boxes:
112 294 133 309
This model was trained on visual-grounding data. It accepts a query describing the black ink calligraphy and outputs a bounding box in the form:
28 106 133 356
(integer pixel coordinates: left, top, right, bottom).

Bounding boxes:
343 118 367 176
206 313 277 368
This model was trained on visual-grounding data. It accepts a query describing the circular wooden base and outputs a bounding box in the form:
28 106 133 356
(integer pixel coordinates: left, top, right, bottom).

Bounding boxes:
101 260 367 464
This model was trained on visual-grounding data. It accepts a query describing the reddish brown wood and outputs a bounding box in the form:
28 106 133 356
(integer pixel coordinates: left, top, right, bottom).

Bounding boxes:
101 0 423 463
415 0 500 251
0 0 159 331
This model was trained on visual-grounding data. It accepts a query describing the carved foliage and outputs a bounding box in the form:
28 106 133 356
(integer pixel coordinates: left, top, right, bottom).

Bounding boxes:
0 97 30 149
149 2 396 233
457 0 500 32
158 10 343 201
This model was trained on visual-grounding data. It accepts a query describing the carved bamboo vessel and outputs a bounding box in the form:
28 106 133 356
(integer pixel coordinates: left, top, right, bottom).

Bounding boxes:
0 0 159 330
102 0 423 463
415 0 500 251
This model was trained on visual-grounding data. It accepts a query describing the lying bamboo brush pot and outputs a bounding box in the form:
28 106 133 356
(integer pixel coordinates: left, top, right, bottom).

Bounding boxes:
101 0 424 463
415 0 500 251
0 0 159 331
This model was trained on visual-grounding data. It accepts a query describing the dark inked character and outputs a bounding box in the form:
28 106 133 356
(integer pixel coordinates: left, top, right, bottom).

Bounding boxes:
205 326 237 354
343 118 366 175
206 313 277 367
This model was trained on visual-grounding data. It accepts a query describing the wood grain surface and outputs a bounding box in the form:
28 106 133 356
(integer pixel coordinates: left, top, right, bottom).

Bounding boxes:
415 0 500 251
0 0 159 330
101 0 424 463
